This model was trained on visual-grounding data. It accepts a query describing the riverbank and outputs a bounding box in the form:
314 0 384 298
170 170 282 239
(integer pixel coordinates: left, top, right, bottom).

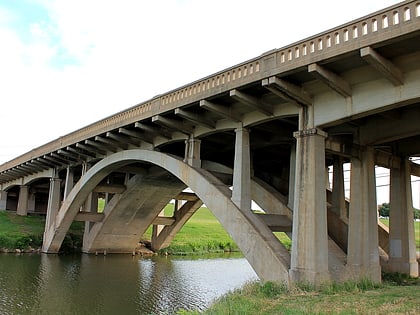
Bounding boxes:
183 275 420 314
0 206 244 254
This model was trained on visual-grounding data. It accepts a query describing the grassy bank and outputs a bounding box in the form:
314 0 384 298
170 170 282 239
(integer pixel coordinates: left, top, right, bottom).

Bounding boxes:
0 207 418 254
183 276 420 315
0 211 84 252
142 205 240 254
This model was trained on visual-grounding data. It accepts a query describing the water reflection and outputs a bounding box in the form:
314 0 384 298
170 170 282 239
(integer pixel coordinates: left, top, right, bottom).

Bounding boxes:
0 253 257 315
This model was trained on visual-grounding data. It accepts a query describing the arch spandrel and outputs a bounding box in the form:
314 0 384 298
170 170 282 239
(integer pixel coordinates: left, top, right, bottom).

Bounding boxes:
42 149 291 283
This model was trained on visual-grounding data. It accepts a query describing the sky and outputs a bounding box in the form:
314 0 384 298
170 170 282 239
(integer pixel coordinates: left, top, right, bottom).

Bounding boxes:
2 0 416 206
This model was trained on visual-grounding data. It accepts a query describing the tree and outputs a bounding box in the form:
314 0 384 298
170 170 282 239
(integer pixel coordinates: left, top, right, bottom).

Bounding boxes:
378 202 390 217
414 208 420 220
378 202 420 220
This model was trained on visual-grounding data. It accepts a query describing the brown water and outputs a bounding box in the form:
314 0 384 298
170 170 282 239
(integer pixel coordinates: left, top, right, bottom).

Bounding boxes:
0 253 257 314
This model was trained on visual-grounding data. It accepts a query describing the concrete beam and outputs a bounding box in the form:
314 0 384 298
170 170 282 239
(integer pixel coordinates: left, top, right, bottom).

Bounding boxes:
49 152 69 165
174 108 216 129
360 46 403 86
152 216 176 226
85 139 116 153
174 192 198 201
93 184 126 194
152 115 194 135
36 157 59 168
106 132 140 147
255 213 292 232
95 135 126 151
325 138 360 158
411 161 420 177
360 107 420 145
229 89 273 116
134 122 172 140
308 63 352 98
76 142 106 156
199 100 241 122
119 128 153 143
262 76 312 106
30 159 51 171
74 212 105 222
63 146 96 160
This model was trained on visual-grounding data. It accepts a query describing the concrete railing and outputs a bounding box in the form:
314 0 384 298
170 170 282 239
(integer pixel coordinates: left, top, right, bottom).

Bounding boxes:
1 0 419 173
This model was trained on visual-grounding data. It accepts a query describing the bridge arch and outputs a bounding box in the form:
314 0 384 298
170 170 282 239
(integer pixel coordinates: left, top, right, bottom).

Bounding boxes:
42 149 291 283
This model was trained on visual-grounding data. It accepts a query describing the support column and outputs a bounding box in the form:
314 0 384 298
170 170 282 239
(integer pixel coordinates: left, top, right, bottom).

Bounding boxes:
347 147 381 282
232 127 251 211
388 158 418 276
63 166 74 199
288 143 296 210
0 190 7 210
332 156 347 221
83 191 99 238
44 176 62 241
17 185 29 216
184 137 201 168
290 128 330 285
27 193 36 213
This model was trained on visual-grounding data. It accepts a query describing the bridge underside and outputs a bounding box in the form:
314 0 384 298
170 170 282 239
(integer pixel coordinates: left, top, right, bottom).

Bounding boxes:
1 2 420 286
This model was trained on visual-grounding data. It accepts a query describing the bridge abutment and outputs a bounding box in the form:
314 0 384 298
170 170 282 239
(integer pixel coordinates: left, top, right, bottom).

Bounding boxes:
290 128 330 285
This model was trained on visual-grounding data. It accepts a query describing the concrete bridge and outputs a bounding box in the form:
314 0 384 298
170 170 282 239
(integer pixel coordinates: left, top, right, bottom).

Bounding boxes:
1 1 419 286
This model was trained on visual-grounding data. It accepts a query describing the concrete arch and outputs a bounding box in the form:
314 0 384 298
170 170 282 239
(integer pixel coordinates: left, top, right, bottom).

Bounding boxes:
42 149 291 283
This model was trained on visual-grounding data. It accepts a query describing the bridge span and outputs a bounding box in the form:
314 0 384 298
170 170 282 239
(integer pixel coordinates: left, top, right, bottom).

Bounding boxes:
1 1 419 286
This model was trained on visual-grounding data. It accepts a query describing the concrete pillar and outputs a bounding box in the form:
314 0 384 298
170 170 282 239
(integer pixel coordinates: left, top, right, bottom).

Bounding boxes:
44 177 62 237
288 143 296 210
232 127 251 211
63 166 74 199
27 193 36 213
17 185 29 216
347 147 381 282
184 137 201 168
388 159 419 277
332 156 347 221
151 208 167 247
290 128 330 285
83 191 99 237
0 190 7 210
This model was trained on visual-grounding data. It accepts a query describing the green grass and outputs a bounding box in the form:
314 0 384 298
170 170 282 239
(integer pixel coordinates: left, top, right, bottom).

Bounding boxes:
181 277 420 315
0 211 84 251
143 205 240 254
0 211 45 250
381 218 420 250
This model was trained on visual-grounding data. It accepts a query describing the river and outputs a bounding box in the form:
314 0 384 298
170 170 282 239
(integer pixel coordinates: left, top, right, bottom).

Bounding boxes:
0 253 258 315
